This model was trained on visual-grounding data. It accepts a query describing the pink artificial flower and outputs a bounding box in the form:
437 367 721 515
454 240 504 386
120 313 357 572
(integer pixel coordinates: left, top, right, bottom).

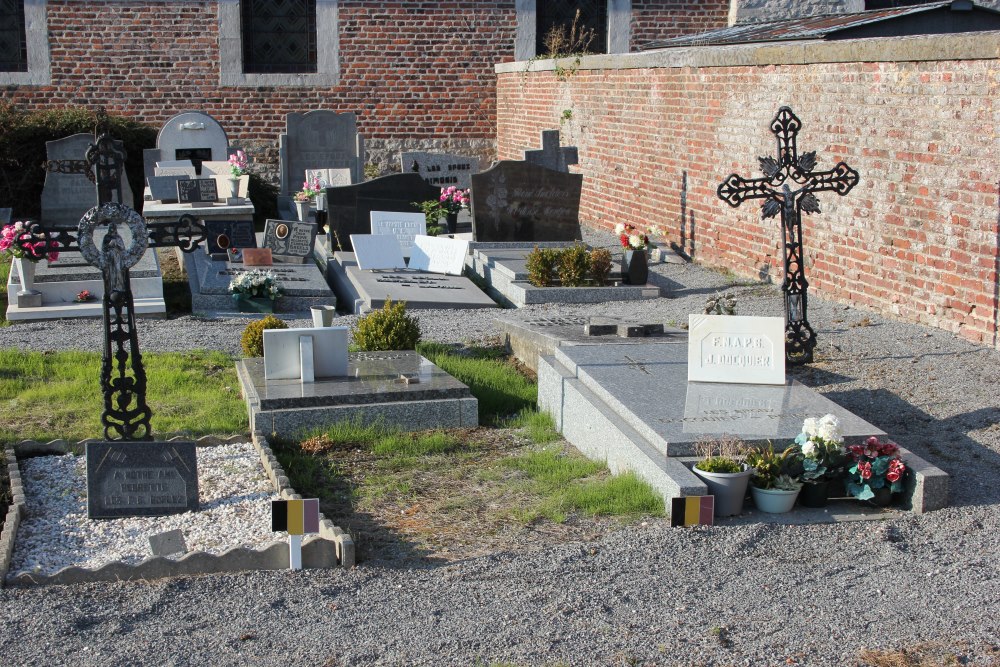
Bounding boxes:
858 461 872 480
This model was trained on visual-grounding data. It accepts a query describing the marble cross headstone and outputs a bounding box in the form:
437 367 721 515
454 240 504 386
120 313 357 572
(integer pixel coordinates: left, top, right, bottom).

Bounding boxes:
524 129 578 173
401 151 478 189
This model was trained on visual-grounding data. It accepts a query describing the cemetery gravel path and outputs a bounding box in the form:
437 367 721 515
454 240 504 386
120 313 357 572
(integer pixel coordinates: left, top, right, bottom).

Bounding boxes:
2 230 1000 666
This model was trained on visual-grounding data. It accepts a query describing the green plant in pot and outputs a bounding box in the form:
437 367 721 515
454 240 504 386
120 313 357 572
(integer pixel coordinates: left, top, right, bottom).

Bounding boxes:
795 414 848 508
745 444 803 514
692 436 752 517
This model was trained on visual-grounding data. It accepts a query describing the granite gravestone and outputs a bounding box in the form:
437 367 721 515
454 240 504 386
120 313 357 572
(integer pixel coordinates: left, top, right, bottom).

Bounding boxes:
41 133 133 227
0 208 11 225
263 219 318 263
149 111 229 177
306 168 353 188
177 178 219 205
327 173 440 252
470 161 583 243
147 175 188 202
205 219 257 256
86 441 199 519
687 315 786 385
524 129 578 173
370 211 426 258
401 151 479 189
281 111 364 195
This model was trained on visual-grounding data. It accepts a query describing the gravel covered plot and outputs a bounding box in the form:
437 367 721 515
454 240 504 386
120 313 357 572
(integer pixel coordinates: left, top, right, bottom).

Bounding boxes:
2 230 1000 665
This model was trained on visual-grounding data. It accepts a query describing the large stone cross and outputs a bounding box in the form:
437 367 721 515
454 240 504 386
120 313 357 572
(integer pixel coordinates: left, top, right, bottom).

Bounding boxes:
717 107 859 365
524 129 578 173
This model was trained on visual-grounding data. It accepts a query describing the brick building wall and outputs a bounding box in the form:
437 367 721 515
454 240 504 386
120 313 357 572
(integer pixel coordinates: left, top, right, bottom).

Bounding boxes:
630 1 730 46
497 35 1000 346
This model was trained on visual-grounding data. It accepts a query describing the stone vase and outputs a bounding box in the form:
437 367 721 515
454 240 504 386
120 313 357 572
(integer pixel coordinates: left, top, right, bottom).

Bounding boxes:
622 249 648 285
445 212 458 234
228 176 241 204
294 200 311 222
311 304 337 327
14 256 38 294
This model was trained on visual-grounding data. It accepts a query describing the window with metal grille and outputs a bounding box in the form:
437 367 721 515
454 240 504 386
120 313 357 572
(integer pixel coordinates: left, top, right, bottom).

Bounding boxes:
536 0 608 56
0 0 28 72
241 0 318 74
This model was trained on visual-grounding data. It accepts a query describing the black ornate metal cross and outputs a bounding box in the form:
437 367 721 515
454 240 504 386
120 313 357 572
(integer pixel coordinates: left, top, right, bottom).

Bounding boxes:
717 107 859 365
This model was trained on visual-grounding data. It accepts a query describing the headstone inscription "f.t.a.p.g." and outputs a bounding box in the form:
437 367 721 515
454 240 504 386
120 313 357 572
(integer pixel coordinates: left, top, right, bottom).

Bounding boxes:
327 173 440 252
86 441 199 519
687 315 786 385
401 151 479 189
470 161 583 243
263 219 318 263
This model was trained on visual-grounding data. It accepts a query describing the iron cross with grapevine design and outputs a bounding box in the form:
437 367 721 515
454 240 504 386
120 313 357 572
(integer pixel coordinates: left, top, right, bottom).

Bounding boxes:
717 107 859 365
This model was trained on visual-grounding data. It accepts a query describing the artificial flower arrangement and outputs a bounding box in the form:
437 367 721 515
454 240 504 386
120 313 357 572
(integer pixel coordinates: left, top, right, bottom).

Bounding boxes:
0 221 60 262
414 187 470 227
614 222 660 251
228 150 249 177
294 177 323 202
846 436 907 501
229 269 282 300
75 289 95 303
795 414 848 482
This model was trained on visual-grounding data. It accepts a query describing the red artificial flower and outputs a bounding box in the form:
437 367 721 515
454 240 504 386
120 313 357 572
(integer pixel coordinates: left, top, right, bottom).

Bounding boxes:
886 470 900 483
858 461 872 480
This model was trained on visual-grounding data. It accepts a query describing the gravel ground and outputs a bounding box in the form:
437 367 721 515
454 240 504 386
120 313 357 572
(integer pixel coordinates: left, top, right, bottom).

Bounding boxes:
2 229 1000 666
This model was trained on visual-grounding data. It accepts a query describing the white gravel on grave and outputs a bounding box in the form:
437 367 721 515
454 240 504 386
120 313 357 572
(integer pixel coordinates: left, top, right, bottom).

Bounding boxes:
10 442 277 576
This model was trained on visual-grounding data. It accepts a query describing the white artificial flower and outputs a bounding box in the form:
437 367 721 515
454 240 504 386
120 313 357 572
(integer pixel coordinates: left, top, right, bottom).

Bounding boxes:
802 441 817 457
801 417 818 439
614 223 625 235
817 414 842 443
629 234 642 248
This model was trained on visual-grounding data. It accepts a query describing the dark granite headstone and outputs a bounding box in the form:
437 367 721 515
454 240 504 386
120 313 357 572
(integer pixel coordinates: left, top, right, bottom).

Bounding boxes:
41 133 133 227
263 219 318 263
401 151 479 189
86 441 199 519
148 175 188 202
177 178 218 205
0 208 10 225
205 219 257 255
470 161 583 243
326 173 440 252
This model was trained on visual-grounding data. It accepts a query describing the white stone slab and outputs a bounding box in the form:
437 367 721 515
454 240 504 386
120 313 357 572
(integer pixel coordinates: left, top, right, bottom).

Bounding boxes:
408 236 470 276
350 234 406 271
263 326 349 381
154 161 196 177
199 160 233 176
370 211 426 257
687 314 785 385
306 168 352 188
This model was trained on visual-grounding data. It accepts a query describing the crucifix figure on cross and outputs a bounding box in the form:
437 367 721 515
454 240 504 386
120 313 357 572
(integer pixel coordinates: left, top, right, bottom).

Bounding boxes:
717 106 859 365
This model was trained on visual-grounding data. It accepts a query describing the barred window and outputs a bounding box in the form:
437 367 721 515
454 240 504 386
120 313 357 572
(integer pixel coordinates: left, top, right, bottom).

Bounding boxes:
536 0 608 56
0 0 28 73
241 0 317 74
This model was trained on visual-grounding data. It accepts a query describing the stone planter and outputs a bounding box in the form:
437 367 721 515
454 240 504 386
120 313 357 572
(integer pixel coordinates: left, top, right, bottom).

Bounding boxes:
621 249 648 285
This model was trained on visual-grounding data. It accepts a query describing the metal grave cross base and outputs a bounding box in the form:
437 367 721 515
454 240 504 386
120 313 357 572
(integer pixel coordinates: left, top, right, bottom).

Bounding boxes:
717 106 859 365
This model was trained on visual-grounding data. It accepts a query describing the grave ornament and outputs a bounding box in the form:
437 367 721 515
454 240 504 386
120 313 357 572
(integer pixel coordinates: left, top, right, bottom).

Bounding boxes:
717 107 859 365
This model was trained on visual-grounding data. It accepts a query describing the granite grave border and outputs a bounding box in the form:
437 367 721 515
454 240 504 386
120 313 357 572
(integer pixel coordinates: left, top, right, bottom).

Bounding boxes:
3 434 354 587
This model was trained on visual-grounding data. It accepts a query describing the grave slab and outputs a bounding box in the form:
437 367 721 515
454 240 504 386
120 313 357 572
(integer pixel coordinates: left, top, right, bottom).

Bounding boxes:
237 351 479 439
470 161 582 243
350 234 407 271
401 151 479 189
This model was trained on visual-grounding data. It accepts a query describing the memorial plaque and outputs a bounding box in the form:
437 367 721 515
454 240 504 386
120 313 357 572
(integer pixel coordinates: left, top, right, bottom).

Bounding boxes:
176 178 219 205
86 441 199 519
281 110 363 195
149 529 188 557
243 247 274 266
401 151 478 189
350 234 407 271
686 315 785 385
306 167 352 188
263 219 318 263
408 235 469 276
205 219 257 255
264 326 350 380
370 211 426 257
327 173 440 251
147 175 188 202
470 161 582 243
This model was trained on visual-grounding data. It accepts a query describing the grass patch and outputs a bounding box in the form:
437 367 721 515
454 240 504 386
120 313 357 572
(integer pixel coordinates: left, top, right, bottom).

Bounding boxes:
0 349 246 443
416 342 537 425
507 408 560 444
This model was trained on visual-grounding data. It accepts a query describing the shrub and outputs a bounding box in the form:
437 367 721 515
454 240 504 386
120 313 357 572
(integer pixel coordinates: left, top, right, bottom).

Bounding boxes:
352 299 421 351
557 243 590 287
588 248 612 285
240 315 289 357
525 246 559 287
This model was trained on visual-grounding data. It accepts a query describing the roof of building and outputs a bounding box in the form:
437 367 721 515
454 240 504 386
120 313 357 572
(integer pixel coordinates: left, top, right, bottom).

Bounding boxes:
642 1 1000 50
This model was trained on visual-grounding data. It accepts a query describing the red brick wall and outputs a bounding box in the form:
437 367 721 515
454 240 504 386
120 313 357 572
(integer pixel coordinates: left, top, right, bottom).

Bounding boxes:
630 1 730 47
497 50 1000 347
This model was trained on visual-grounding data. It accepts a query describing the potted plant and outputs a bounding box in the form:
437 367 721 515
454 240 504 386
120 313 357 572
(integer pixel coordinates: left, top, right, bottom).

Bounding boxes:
294 177 323 222
0 220 60 300
692 435 753 517
227 149 249 203
414 186 470 234
846 436 907 507
229 268 282 313
614 222 658 285
745 444 803 513
795 414 848 508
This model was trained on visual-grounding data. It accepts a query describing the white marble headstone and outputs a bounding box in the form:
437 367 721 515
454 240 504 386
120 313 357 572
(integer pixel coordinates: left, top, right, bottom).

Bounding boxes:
370 211 426 257
408 236 469 276
199 160 234 176
263 326 349 381
154 160 197 177
687 315 785 385
350 234 407 271
157 111 229 163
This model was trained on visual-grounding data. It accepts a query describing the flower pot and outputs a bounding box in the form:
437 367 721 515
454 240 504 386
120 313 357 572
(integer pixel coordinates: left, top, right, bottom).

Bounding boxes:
751 485 801 514
311 304 337 327
14 257 38 294
294 200 312 222
799 480 830 508
445 212 458 234
692 464 753 517
228 177 242 204
621 249 648 285
865 486 894 507
232 294 274 314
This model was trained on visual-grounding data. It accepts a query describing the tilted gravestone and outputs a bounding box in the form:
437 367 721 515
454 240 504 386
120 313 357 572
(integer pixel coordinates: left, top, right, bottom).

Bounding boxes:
41 134 133 227
281 111 364 195
327 173 440 252
523 129 578 174
86 441 199 518
262 219 318 263
470 161 582 243
401 151 479 189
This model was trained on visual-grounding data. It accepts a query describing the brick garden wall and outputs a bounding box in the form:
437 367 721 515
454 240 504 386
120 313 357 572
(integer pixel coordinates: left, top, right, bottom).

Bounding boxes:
496 35 1000 346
